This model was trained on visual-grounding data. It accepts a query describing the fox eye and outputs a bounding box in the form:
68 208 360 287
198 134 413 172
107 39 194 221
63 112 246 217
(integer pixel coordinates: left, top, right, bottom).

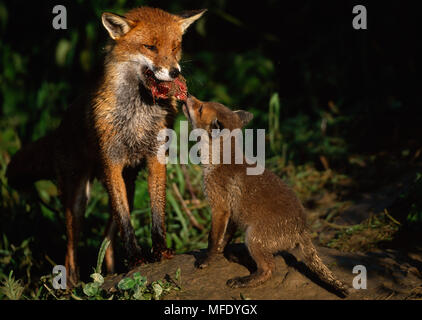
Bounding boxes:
198 105 203 116
144 44 157 52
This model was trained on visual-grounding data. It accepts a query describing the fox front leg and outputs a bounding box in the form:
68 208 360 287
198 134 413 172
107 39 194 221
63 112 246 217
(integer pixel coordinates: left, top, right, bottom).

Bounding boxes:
103 162 144 264
147 155 173 261
197 208 230 269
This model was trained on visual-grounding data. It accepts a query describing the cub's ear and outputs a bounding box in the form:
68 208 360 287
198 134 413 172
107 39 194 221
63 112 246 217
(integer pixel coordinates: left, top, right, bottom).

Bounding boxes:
210 118 223 131
210 118 224 138
102 12 134 40
234 110 254 127
178 9 207 34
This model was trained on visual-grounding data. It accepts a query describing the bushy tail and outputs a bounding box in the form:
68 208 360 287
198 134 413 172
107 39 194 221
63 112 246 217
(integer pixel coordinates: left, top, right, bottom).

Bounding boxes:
298 231 350 297
6 133 56 190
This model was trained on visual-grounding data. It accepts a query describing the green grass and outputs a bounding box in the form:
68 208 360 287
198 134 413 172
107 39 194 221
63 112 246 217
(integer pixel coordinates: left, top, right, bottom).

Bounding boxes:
0 271 25 300
323 212 400 252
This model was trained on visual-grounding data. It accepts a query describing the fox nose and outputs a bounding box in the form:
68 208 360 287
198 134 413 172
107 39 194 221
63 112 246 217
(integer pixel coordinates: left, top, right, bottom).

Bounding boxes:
185 94 194 108
169 67 180 79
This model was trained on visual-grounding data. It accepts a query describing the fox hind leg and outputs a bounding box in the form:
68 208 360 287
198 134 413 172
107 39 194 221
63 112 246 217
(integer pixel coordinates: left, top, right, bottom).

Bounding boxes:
63 175 90 288
221 219 237 253
227 229 275 288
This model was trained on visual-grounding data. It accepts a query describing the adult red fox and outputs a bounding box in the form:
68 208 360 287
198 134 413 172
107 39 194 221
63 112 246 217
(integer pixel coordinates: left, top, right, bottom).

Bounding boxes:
6 7 206 287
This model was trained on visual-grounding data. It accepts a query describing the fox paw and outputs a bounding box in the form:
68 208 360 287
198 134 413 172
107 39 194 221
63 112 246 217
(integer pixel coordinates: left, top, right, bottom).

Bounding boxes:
151 248 174 262
196 260 209 269
127 247 149 268
195 256 214 269
129 256 149 268
161 248 175 260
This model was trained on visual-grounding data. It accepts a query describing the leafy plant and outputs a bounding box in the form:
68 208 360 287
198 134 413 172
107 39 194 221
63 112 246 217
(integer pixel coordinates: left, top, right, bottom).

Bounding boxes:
81 238 110 299
117 267 181 300
72 238 181 300
82 272 105 299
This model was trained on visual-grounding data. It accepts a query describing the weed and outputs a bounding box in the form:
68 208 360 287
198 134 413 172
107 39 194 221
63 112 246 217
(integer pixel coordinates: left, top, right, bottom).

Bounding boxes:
116 269 181 300
0 270 25 300
323 212 400 252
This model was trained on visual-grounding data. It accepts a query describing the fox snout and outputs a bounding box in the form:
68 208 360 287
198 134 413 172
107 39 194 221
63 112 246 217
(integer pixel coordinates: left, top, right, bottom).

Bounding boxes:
184 94 196 112
182 95 194 122
153 65 181 81
185 94 194 106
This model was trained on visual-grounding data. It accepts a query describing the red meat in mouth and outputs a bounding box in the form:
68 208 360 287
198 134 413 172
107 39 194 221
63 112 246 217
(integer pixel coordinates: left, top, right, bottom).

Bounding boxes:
143 68 188 102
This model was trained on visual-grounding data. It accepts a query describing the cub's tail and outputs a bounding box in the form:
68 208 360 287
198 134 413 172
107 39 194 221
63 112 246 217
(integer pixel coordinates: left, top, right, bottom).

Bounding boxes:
298 231 350 297
6 133 56 190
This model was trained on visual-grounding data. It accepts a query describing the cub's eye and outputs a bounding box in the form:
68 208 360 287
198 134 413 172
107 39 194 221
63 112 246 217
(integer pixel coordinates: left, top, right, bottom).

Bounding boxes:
144 44 157 52
198 105 203 116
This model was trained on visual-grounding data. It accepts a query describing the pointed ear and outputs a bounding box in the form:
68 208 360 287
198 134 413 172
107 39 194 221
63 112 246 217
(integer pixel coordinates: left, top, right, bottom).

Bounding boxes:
178 9 207 34
102 12 134 40
234 110 254 127
210 118 223 138
211 118 223 131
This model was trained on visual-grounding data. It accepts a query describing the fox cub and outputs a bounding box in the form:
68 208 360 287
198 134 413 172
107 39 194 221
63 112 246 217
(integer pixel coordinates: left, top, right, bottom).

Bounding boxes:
182 95 349 296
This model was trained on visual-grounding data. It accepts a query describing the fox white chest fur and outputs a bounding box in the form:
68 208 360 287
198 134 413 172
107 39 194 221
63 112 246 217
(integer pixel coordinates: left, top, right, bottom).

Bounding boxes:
103 62 171 166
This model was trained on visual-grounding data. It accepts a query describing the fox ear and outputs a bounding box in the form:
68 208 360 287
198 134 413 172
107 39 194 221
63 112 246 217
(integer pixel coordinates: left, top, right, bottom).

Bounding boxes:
178 9 207 34
102 12 133 40
234 110 254 127
210 118 223 131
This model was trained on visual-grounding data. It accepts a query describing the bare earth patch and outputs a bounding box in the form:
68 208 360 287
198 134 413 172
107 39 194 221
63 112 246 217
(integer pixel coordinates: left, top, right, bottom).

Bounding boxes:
103 243 422 300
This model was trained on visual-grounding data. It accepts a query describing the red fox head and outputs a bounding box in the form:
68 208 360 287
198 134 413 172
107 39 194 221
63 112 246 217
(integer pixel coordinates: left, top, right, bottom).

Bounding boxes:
183 95 254 133
101 7 205 89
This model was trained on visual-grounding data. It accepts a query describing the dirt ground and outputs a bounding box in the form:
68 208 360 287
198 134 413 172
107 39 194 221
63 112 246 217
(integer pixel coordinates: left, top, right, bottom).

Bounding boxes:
103 242 422 300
